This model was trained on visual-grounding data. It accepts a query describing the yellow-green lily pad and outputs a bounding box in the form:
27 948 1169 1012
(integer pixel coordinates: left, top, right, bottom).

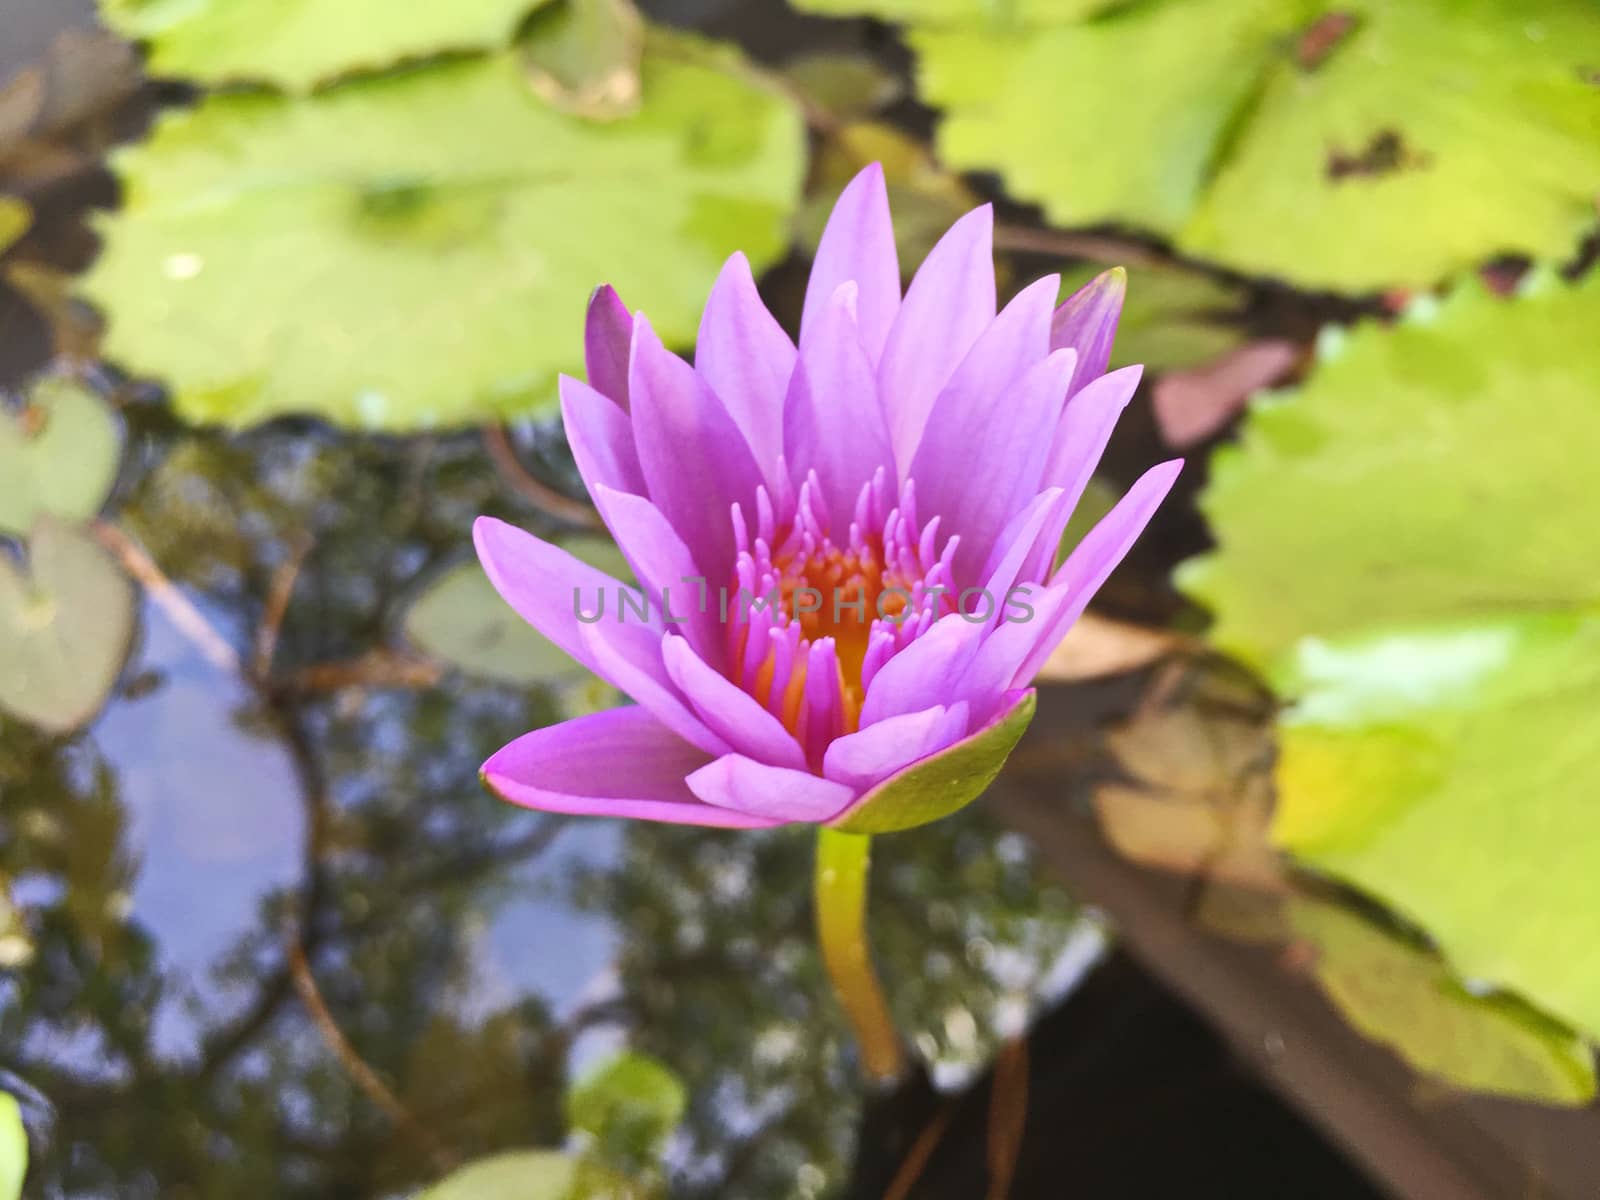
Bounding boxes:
913 0 1600 290
1185 270 1600 1045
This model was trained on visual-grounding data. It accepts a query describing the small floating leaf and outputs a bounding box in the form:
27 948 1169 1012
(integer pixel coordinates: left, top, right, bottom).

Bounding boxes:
566 1050 687 1164
0 377 122 538
0 517 135 735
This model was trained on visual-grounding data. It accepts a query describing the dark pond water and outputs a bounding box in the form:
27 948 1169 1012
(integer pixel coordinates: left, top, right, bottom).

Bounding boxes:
0 395 1108 1197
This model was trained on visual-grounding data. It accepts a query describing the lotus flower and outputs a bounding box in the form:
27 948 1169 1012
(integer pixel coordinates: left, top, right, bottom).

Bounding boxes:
475 164 1180 833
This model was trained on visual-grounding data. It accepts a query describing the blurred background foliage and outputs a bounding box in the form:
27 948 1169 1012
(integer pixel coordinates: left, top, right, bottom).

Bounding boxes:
2 0 1599 1195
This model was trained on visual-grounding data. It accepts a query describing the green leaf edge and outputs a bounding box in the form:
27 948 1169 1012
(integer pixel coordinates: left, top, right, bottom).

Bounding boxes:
831 689 1036 835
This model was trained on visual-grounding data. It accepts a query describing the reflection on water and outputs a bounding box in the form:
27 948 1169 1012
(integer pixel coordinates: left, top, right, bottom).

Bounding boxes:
2 418 1089 1198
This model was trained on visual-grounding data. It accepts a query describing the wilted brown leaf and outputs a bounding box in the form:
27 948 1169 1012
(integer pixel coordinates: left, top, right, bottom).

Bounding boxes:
1035 611 1186 683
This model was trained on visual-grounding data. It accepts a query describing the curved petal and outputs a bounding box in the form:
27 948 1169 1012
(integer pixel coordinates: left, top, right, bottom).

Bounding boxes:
561 374 644 500
976 486 1069 608
1051 268 1125 395
592 484 720 661
878 204 997 469
629 315 763 584
482 706 777 828
585 284 634 408
1042 364 1143 507
473 516 654 678
577 621 730 758
696 252 794 490
661 635 808 770
802 162 901 363
859 612 986 728
823 702 970 792
1011 459 1184 686
915 345 1076 586
687 753 855 822
784 282 894 520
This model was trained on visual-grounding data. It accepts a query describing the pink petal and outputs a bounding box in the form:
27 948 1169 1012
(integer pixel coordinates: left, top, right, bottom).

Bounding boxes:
482 707 778 828
1041 365 1143 513
823 702 970 792
783 282 895 520
577 621 730 758
629 315 763 585
592 484 721 663
878 204 997 469
802 162 901 363
660 634 808 770
696 252 795 491
561 374 645 500
1051 268 1125 395
585 284 634 408
687 754 855 822
1010 459 1183 686
859 613 986 727
915 342 1076 586
473 516 655 678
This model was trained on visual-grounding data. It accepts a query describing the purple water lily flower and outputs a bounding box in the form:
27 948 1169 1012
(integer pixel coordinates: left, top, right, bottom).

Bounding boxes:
475 163 1180 833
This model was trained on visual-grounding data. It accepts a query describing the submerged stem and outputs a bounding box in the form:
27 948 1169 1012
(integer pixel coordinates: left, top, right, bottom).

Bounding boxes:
814 826 906 1082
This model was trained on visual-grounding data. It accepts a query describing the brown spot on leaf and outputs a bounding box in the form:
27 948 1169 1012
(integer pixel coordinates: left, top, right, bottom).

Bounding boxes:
1326 129 1432 182
1297 11 1360 70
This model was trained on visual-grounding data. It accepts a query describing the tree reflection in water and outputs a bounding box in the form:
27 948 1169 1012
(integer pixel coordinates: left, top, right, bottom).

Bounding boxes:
1 420 1087 1198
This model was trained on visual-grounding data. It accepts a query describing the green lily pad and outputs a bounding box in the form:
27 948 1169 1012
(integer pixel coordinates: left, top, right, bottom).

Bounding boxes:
0 198 29 254
80 31 805 431
99 0 557 92
1184 272 1600 672
0 517 136 735
0 376 123 537
914 0 1600 290
416 1150 575 1200
1289 897 1595 1104
1277 614 1600 1040
832 690 1036 835
0 1093 24 1200
566 1050 686 1163
1185 270 1600 1045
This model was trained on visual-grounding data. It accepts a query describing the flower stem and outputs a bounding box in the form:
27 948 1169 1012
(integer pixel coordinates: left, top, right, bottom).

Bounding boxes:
814 826 905 1082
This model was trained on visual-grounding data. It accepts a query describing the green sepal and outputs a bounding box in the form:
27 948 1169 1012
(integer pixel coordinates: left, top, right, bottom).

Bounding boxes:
830 690 1036 835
